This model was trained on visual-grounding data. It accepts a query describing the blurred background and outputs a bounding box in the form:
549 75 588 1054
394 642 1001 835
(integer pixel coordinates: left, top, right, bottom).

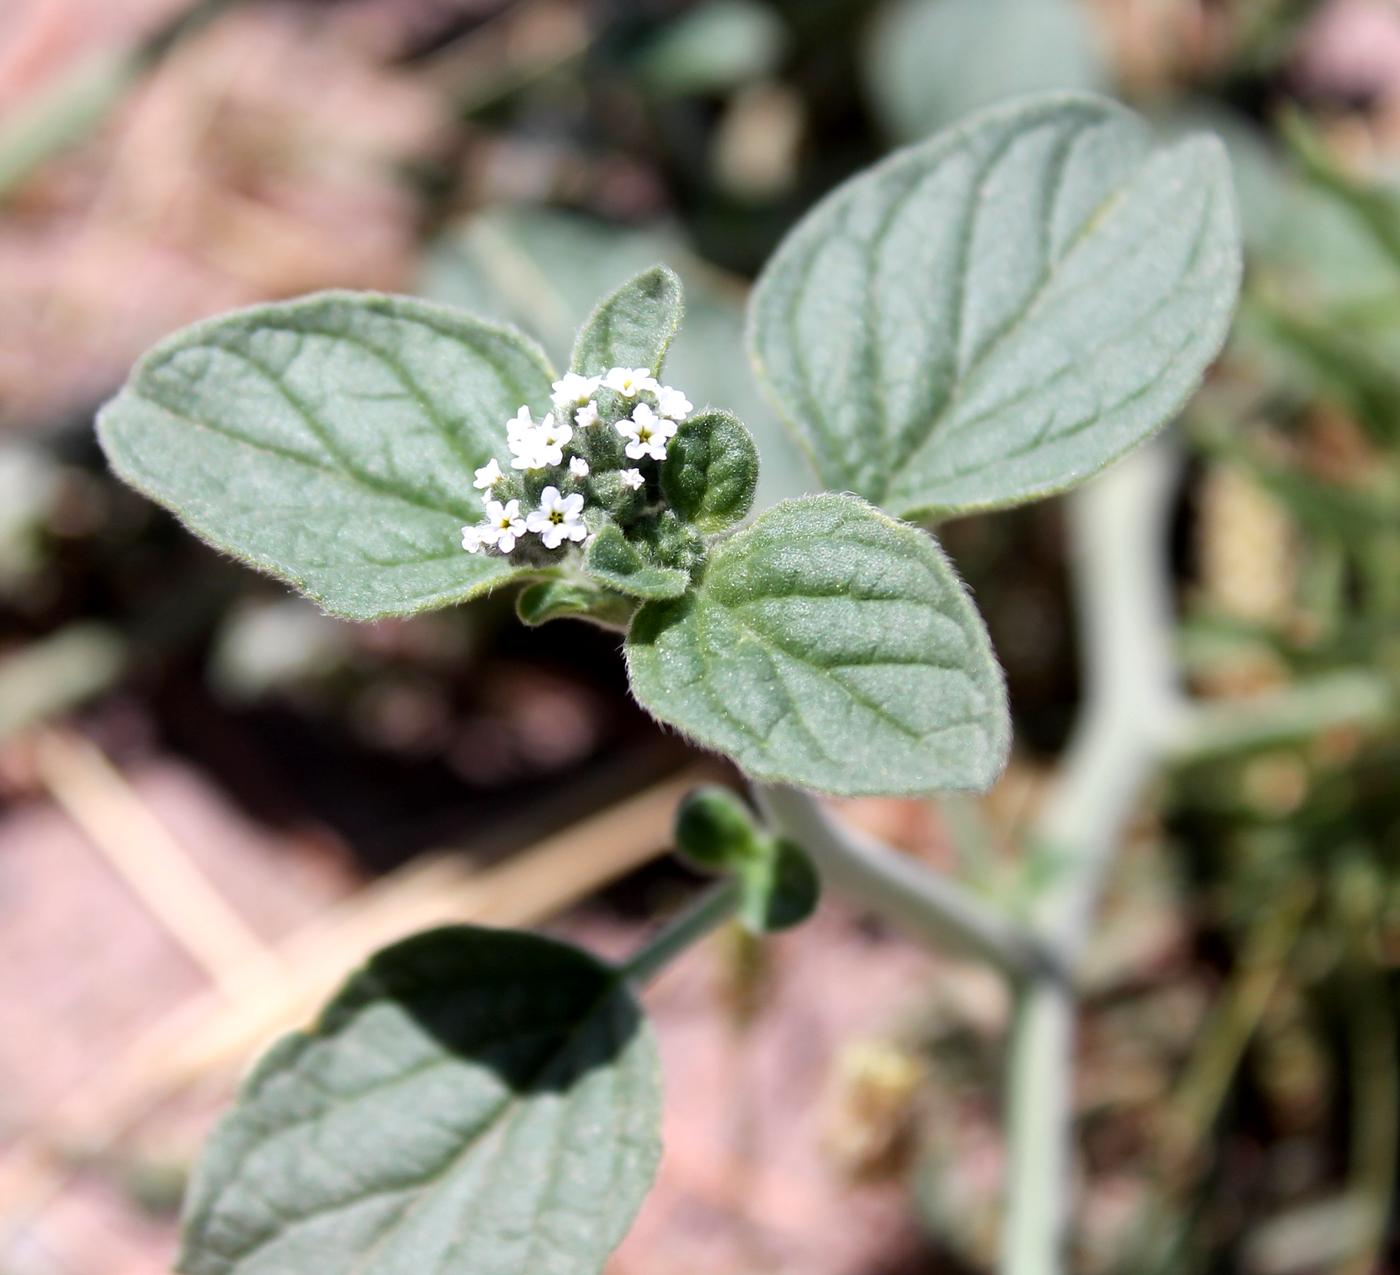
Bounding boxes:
2 1 1400 1272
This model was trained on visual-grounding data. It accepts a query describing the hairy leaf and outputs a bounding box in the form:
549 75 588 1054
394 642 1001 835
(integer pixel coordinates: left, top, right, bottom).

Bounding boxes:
571 266 683 377
660 410 759 532
98 292 553 620
748 95 1241 520
626 493 1009 795
179 927 661 1275
584 524 692 600
516 578 636 630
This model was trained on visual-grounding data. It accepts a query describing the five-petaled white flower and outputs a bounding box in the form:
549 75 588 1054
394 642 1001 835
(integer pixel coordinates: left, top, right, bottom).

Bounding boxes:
656 386 693 421
481 499 526 553
617 403 677 461
569 456 590 478
604 366 659 398
620 467 645 491
533 415 572 467
551 373 601 411
473 457 503 490
574 400 601 429
526 486 588 549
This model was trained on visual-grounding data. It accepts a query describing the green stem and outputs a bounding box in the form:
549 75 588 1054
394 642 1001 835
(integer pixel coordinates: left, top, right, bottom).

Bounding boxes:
1005 443 1185 1275
753 784 1052 982
620 877 741 986
1003 978 1077 1275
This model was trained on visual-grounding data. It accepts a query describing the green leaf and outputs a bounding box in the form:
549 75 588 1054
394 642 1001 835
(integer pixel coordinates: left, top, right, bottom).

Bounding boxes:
178 926 661 1275
583 524 692 600
660 410 759 533
747 94 1241 521
866 0 1106 142
673 785 766 871
739 837 820 934
515 579 636 630
97 291 554 620
626 493 1009 796
571 266 684 378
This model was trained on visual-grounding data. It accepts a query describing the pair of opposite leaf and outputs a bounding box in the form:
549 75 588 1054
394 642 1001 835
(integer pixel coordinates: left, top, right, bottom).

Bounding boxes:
97 93 1242 802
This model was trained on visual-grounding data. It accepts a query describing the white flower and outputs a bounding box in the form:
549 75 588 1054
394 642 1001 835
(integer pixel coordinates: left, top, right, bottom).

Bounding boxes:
656 385 693 421
481 499 526 553
526 485 588 549
473 457 503 490
617 403 677 461
603 366 660 398
509 432 543 470
551 372 601 411
569 456 590 478
461 523 486 554
620 467 645 491
533 414 573 467
574 400 601 429
507 408 546 470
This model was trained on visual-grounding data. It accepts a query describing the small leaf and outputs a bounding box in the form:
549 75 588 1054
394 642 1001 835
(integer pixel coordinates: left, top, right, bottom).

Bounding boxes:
178 926 661 1275
739 837 820 934
626 493 1008 796
571 266 684 377
673 785 765 871
747 95 1241 520
97 292 553 620
584 524 692 600
516 578 636 629
660 410 759 533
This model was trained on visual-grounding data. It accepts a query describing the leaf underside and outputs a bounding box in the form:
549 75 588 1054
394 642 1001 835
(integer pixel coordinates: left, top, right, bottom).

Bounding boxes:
178 926 661 1275
97 292 554 620
626 492 1009 796
747 94 1242 520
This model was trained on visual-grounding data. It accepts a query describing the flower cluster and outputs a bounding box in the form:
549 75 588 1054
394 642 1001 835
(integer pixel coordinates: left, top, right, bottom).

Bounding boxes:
461 366 694 557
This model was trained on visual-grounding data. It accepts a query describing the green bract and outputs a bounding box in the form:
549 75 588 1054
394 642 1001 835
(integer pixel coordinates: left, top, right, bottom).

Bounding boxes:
570 265 683 378
747 94 1242 520
626 493 1009 796
660 410 759 532
179 927 660 1275
583 524 691 600
97 292 551 620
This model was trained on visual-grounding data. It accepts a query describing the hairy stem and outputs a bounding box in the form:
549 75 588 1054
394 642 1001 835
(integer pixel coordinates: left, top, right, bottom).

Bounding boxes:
753 784 1052 982
620 877 741 986
1003 977 1077 1275
1001 442 1185 1275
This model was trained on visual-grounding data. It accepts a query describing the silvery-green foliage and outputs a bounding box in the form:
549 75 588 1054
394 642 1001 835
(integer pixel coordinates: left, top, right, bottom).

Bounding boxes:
179 927 660 1275
660 411 759 533
748 95 1242 521
583 524 692 600
97 293 551 620
571 266 683 378
95 89 1245 1275
627 493 1009 796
